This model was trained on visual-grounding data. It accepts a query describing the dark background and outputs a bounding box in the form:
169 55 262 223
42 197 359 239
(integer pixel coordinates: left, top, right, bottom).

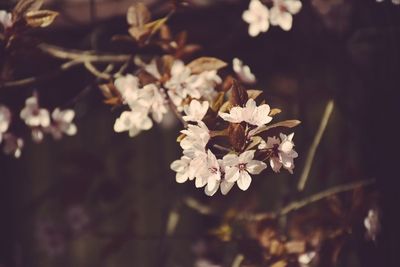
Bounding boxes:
0 0 399 266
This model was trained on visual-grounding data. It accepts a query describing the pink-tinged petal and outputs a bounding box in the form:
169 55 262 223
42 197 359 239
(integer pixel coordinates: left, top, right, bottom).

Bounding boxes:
195 176 207 188
141 116 153 130
220 180 235 195
65 124 77 136
207 178 217 192
225 166 240 182
286 0 302 14
270 157 282 173
205 181 219 196
277 12 293 31
222 153 239 167
249 23 261 37
269 6 281 26
176 172 189 183
246 160 267 174
237 171 252 191
238 150 255 164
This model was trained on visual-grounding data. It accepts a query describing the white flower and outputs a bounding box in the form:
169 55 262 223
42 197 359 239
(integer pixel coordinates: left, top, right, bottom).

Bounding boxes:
46 108 77 140
189 70 221 102
242 0 270 37
270 0 302 31
20 95 50 128
134 57 162 79
233 58 256 84
223 150 267 191
364 208 380 241
298 251 317 267
260 133 298 173
2 133 23 158
219 98 272 127
165 60 201 109
200 150 222 194
114 108 153 137
0 105 11 143
180 121 210 150
170 155 192 183
114 74 144 108
0 10 12 30
183 100 209 122
203 157 235 196
141 83 168 123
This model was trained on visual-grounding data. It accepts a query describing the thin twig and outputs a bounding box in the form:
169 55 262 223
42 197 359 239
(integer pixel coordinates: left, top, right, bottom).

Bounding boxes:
297 100 335 191
84 61 111 80
231 254 245 267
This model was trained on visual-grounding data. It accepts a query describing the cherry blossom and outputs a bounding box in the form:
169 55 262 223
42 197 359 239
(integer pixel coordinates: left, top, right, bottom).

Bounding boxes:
170 155 192 183
46 108 77 140
270 0 302 31
364 208 380 241
2 133 24 158
180 121 210 150
0 105 11 143
219 98 272 127
114 74 142 107
141 83 168 123
242 0 270 37
0 10 12 30
203 158 235 196
183 100 209 122
259 133 298 173
114 109 153 137
233 58 256 84
223 150 267 191
20 95 50 128
200 150 222 194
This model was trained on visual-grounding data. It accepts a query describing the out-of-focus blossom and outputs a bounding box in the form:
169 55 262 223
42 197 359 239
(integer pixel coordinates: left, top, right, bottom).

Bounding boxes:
183 100 209 122
141 84 168 123
36 220 66 257
114 75 143 107
270 0 302 31
242 0 270 37
194 259 222 267
180 121 210 150
66 205 90 233
223 150 267 191
20 95 50 128
2 133 23 158
233 58 256 84
392 0 400 4
0 105 11 143
134 57 162 79
46 108 77 140
259 133 298 173
114 109 153 137
219 98 272 127
0 11 12 30
298 251 317 267
364 208 380 241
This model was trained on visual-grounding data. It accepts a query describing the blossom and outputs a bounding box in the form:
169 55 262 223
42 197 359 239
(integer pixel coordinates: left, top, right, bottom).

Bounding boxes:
2 133 24 158
180 121 210 150
66 205 90 232
114 108 153 137
46 108 77 139
114 74 143 107
364 208 380 241
20 95 50 128
141 83 168 123
233 58 256 84
0 11 12 30
170 155 192 183
203 157 235 196
134 57 161 79
165 60 201 109
270 0 302 31
183 100 209 122
0 105 11 143
298 251 317 267
259 133 298 173
223 150 267 191
219 98 272 127
242 0 270 37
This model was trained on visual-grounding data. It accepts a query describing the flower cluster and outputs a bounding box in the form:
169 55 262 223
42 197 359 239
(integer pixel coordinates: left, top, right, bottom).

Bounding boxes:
0 95 77 158
171 74 300 196
0 10 12 30
242 0 302 37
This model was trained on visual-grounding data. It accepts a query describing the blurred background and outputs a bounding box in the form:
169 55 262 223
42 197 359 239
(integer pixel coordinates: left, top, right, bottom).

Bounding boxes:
0 0 399 266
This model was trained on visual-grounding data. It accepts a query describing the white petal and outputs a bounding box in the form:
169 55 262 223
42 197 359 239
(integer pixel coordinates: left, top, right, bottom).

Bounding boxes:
246 160 267 174
286 0 302 14
220 180 235 195
225 167 240 182
237 171 252 191
205 181 219 196
238 150 255 164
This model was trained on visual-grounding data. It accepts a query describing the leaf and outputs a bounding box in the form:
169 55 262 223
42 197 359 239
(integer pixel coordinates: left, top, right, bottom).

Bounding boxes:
270 108 282 116
218 101 232 114
210 129 228 138
127 3 150 27
24 10 58 28
145 17 168 35
228 123 246 152
247 89 263 100
229 79 248 107
187 57 227 74
251 120 301 136
246 136 263 150
210 92 225 112
128 26 149 41
176 133 186 142
13 0 43 20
